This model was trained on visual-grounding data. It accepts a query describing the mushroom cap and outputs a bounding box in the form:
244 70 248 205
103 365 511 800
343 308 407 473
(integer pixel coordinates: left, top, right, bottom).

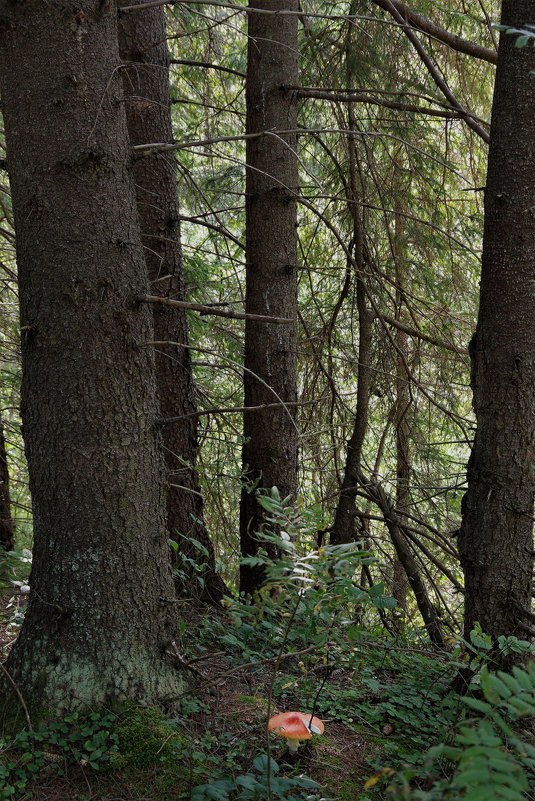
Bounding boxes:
268 711 324 740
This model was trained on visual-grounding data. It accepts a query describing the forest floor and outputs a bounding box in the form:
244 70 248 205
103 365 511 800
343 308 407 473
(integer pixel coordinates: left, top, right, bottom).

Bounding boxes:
0 594 457 801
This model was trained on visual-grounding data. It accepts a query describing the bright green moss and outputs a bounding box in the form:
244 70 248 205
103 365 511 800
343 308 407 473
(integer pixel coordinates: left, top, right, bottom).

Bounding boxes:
111 707 180 770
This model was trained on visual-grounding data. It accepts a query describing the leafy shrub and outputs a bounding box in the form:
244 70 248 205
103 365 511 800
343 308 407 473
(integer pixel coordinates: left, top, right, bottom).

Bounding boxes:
0 548 32 631
191 753 320 801
391 661 535 800
0 711 117 800
189 488 396 664
0 548 32 593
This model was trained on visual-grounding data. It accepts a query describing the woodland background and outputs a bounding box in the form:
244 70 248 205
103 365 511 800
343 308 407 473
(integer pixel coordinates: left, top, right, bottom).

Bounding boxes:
1 1 535 799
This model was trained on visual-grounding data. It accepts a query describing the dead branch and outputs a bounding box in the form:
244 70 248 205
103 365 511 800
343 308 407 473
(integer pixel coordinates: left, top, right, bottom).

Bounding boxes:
140 295 292 323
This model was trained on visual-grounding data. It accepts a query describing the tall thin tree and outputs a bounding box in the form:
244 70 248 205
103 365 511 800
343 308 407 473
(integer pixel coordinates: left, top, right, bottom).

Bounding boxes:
331 17 442 645
117 1 226 603
391 160 411 612
239 0 299 595
0 414 14 551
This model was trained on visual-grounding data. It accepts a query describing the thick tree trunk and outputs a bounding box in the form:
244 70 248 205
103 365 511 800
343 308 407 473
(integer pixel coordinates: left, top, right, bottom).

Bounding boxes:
0 0 184 713
0 414 14 551
117 2 227 604
239 0 299 595
459 1 535 651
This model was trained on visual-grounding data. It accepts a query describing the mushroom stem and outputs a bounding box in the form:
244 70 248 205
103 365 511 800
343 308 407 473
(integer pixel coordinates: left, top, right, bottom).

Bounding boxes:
287 739 300 753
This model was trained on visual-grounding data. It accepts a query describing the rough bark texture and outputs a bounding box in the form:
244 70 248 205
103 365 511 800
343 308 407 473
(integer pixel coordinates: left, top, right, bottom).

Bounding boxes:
391 327 410 609
0 414 14 551
239 0 299 595
117 2 226 604
458 1 535 649
391 182 410 611
0 0 184 713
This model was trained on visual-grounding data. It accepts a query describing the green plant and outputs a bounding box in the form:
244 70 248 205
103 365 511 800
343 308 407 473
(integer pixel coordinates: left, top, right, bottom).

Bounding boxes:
390 661 535 800
0 547 32 591
171 533 210 594
191 754 321 801
167 709 250 790
0 711 117 799
0 548 32 632
458 622 535 676
184 492 397 675
227 489 395 654
494 23 535 49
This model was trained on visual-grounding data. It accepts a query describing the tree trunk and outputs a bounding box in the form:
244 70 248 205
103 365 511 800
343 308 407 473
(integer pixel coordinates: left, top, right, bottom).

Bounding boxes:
0 0 184 713
391 169 410 611
117 2 227 604
0 414 14 551
330 59 373 546
459 0 535 652
392 324 410 610
239 0 299 595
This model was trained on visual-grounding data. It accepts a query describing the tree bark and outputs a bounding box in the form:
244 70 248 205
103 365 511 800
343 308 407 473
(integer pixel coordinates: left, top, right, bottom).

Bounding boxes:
0 0 184 713
459 0 535 652
0 414 14 551
391 330 411 612
117 2 227 604
391 167 410 612
239 0 299 595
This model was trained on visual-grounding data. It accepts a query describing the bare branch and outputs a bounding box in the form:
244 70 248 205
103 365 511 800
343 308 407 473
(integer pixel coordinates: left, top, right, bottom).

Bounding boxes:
373 0 490 143
170 58 245 78
380 312 467 354
297 87 464 120
140 294 293 323
157 398 321 427
372 0 497 64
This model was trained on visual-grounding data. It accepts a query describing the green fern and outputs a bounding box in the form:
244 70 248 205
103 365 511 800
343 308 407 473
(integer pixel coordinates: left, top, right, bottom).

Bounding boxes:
445 664 535 799
393 662 535 799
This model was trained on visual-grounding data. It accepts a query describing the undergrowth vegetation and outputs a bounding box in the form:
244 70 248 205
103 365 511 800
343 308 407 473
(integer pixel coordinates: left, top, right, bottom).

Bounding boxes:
2 493 535 799
3 617 535 800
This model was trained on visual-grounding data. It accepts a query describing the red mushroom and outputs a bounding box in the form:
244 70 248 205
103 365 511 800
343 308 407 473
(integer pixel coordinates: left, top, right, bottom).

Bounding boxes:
268 711 324 753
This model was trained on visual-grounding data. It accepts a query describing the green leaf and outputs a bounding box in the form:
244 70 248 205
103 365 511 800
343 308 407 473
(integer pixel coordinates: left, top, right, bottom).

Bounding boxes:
455 768 494 786
253 753 278 774
470 633 491 650
188 538 210 558
505 696 535 717
373 596 397 610
191 779 234 801
236 773 258 790
369 582 385 598
462 697 491 715
295 775 320 788
512 666 533 690
487 674 513 699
